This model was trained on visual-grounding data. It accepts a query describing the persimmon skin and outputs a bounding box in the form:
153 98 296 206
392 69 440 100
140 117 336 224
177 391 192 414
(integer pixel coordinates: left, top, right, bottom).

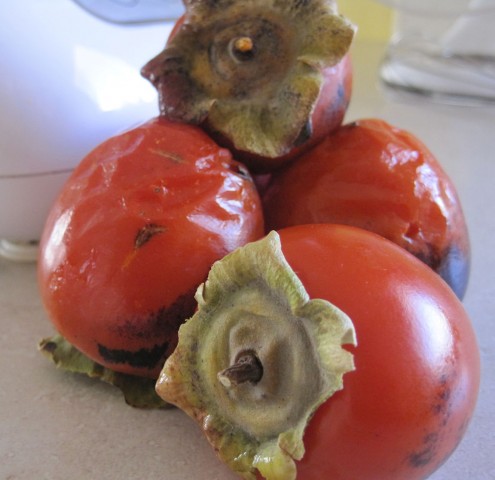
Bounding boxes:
262 119 470 298
38 118 264 378
278 224 479 480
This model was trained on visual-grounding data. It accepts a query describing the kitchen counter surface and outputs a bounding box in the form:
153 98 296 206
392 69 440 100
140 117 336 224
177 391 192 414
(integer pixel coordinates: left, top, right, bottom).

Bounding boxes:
1 39 494 480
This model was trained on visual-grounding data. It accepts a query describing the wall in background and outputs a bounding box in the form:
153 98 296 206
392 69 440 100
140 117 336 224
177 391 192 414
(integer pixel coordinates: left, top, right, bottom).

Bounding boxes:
339 0 393 41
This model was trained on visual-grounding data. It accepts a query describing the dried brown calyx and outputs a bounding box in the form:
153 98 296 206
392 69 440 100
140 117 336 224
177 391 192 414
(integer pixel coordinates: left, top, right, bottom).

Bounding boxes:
142 0 355 159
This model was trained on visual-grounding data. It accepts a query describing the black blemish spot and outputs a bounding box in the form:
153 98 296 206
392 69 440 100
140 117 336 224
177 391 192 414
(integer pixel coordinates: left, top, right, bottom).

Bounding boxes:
409 448 433 468
113 288 197 342
294 120 313 147
100 288 198 370
409 433 440 468
432 403 443 416
134 223 167 250
432 373 452 417
97 342 169 370
409 373 457 469
409 243 439 271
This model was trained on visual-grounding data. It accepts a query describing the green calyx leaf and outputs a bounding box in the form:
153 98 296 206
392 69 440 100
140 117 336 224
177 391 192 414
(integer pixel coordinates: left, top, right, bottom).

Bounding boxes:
156 231 356 480
142 0 355 158
208 64 322 159
39 335 170 409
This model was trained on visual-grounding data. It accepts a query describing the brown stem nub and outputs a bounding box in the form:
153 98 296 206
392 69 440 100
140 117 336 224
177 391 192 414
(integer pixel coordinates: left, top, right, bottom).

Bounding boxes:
230 37 255 62
234 37 254 53
218 351 263 388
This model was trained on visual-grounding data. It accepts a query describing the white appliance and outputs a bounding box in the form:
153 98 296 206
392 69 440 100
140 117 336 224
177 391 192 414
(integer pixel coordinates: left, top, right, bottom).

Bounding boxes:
0 1 182 260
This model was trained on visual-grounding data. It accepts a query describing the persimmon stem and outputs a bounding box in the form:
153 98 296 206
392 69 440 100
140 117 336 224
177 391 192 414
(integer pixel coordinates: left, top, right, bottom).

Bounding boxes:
233 36 254 53
218 351 263 388
230 36 256 62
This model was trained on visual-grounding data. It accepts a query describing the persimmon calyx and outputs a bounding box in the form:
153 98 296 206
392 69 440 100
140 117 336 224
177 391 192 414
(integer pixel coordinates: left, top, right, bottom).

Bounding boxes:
155 231 357 480
141 0 355 158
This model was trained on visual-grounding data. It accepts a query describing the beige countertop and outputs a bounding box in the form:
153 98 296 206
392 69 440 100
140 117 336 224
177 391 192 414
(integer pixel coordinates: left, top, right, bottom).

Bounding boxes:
1 39 494 480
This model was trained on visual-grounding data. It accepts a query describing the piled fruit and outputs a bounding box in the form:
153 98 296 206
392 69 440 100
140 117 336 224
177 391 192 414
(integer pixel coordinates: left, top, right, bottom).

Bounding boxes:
38 1 479 479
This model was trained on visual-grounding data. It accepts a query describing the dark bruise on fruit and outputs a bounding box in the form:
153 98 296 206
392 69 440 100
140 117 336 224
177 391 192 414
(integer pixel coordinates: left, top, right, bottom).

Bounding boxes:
113 288 197 341
407 373 456 469
97 342 169 370
432 374 452 418
100 288 198 370
141 0 355 159
412 242 469 300
437 244 470 301
134 223 167 249
409 432 440 468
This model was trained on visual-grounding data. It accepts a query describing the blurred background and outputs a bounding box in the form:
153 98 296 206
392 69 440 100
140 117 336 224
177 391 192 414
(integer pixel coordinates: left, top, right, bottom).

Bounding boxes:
341 0 393 41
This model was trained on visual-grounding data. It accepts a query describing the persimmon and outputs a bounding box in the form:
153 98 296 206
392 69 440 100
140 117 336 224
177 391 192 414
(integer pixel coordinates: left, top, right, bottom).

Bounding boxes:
38 117 264 378
141 0 355 171
262 118 470 298
156 225 480 480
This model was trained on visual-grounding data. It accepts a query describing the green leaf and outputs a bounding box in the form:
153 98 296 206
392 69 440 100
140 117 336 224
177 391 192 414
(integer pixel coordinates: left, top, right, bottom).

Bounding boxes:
39 335 170 409
297 13 356 67
208 64 322 157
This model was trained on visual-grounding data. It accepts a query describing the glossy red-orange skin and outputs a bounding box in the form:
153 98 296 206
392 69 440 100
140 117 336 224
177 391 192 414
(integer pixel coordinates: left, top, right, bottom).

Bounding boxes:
275 224 480 480
38 117 264 378
262 119 470 298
